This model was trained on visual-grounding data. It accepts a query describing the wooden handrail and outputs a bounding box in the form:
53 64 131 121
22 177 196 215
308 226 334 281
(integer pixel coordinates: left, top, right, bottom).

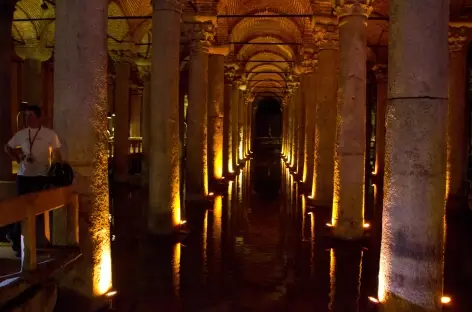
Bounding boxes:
0 186 79 271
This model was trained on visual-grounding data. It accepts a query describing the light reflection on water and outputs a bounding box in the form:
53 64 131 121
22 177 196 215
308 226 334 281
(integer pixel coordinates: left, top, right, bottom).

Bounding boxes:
102 155 472 312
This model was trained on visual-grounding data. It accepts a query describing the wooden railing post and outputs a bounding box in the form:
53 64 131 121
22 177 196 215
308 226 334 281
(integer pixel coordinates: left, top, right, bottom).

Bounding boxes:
21 212 37 271
68 193 79 245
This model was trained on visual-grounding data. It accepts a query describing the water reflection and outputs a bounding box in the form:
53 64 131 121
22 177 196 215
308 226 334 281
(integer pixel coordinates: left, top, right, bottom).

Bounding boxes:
104 155 471 312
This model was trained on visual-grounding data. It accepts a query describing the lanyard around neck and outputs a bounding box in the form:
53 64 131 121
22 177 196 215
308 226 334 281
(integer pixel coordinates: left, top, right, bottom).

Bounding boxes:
28 127 41 152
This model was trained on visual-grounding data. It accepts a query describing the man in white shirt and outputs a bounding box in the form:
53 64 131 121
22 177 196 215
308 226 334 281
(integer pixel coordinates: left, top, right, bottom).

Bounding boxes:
4 105 62 255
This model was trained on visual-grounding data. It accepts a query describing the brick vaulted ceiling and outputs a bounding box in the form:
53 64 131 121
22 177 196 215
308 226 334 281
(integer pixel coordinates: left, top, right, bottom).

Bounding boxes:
11 0 472 96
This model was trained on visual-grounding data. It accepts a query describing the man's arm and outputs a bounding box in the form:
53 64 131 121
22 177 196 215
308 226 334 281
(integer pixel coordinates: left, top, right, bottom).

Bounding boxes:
4 144 23 163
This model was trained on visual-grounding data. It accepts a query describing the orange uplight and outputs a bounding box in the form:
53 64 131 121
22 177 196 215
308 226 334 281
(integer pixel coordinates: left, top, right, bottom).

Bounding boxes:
105 290 118 297
368 297 379 304
441 296 452 304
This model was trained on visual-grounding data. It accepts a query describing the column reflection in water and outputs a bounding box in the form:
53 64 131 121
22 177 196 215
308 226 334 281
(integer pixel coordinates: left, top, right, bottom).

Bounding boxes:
329 247 363 312
172 242 181 297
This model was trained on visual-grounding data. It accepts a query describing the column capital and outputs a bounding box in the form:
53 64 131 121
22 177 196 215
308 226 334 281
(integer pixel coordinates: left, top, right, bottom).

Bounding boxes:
372 64 387 83
187 22 216 53
301 48 318 74
152 0 184 12
224 64 239 83
15 44 52 62
109 49 135 63
332 0 374 19
314 24 339 50
209 45 230 56
448 27 467 52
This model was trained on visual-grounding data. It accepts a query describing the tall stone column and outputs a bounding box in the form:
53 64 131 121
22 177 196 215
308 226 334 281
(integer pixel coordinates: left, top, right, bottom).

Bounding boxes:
187 21 214 199
16 46 53 126
137 63 151 185
297 76 306 179
231 81 241 172
311 25 338 205
302 50 317 190
0 0 17 181
129 85 143 138
148 0 183 233
223 65 236 175
208 48 228 183
55 0 111 297
446 28 467 205
372 64 388 181
378 0 449 310
110 52 132 180
331 2 372 239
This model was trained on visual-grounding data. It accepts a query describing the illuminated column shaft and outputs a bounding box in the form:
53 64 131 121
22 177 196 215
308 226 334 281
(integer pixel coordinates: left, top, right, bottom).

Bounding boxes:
447 29 467 203
0 1 16 180
55 0 111 296
331 3 371 239
148 0 183 233
297 78 306 178
238 92 245 162
137 64 151 185
208 52 226 182
379 0 448 309
223 67 235 175
112 59 132 179
312 25 338 203
129 85 143 137
372 65 387 182
302 62 317 188
187 22 214 199
231 82 241 171
291 88 300 170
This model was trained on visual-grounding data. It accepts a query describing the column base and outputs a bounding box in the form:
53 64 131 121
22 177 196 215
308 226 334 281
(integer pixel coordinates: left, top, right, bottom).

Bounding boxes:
306 197 332 209
326 221 368 241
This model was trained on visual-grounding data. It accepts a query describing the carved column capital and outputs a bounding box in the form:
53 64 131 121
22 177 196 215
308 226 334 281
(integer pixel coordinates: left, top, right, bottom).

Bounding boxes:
314 24 339 50
109 49 135 63
224 64 238 83
152 0 184 12
188 21 216 54
301 48 318 74
372 64 388 84
332 0 374 19
449 27 467 52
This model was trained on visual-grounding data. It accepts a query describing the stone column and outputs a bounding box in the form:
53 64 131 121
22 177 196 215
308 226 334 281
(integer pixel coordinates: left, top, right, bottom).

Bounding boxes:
55 0 111 297
148 0 183 233
302 50 317 190
187 21 214 199
446 28 467 205
311 25 338 205
378 0 449 310
16 46 53 126
331 2 372 239
129 85 143 138
372 64 388 181
231 81 241 172
223 65 236 175
137 63 151 185
208 48 228 183
0 0 17 181
110 52 132 179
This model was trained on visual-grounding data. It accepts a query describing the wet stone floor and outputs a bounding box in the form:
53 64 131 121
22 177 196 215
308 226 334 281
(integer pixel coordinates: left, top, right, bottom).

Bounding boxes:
102 156 472 312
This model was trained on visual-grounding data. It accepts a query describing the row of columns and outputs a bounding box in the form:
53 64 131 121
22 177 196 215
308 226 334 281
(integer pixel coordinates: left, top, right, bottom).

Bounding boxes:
281 0 468 310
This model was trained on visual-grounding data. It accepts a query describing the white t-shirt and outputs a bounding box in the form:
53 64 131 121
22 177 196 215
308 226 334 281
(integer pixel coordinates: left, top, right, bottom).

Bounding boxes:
7 127 61 177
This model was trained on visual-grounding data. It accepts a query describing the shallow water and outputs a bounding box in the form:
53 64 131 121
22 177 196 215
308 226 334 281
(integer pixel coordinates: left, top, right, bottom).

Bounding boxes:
93 156 472 312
